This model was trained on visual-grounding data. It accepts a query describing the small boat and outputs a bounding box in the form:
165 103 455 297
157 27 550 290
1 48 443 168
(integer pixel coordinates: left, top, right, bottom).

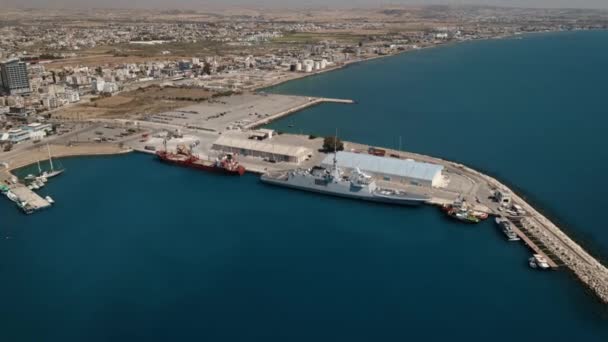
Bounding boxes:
6 191 19 203
495 217 520 241
27 185 34 190
24 174 36 181
30 182 40 190
472 211 489 220
18 201 34 214
42 170 64 178
35 180 45 188
442 201 481 224
529 254 550 270
45 196 55 204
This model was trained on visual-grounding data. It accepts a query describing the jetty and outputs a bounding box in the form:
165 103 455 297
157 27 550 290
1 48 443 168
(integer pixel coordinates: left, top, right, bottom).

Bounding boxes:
9 184 52 213
508 217 561 269
243 96 354 129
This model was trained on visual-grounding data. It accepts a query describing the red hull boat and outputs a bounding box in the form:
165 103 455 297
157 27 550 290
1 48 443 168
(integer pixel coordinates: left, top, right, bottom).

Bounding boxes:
156 150 245 176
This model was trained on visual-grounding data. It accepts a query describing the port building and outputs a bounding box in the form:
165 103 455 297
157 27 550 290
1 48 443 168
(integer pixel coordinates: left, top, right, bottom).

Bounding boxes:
212 135 312 164
321 151 444 187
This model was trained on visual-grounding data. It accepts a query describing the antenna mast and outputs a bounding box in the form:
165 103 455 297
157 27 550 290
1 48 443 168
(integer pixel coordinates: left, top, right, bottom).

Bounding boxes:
333 128 338 169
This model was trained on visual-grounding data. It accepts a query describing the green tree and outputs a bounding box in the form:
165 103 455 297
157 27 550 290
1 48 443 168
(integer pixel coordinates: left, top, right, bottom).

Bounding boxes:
323 136 344 152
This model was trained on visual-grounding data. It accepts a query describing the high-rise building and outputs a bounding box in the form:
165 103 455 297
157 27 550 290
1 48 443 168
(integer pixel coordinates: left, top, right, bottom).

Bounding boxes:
0 59 31 95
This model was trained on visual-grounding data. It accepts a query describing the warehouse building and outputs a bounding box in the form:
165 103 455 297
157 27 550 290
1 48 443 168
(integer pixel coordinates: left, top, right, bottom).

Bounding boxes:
321 151 444 187
212 135 312 164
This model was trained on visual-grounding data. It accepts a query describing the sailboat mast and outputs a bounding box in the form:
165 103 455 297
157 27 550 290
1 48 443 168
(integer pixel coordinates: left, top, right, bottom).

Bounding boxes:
47 144 54 172
37 160 41 175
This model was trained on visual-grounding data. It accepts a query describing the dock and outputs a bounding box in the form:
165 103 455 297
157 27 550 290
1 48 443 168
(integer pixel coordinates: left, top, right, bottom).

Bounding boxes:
243 97 354 129
7 184 52 214
508 217 562 269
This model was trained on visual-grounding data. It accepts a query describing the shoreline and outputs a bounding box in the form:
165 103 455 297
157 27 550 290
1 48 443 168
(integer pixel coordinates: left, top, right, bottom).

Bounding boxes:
4 28 607 305
1 143 133 179
258 29 604 93
249 29 608 304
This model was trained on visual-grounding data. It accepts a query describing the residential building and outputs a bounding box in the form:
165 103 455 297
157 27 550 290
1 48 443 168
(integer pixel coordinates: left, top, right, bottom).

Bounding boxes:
0 59 31 95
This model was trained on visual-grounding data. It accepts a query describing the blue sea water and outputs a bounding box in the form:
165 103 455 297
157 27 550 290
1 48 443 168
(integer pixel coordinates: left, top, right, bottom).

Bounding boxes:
1 31 608 341
267 30 608 259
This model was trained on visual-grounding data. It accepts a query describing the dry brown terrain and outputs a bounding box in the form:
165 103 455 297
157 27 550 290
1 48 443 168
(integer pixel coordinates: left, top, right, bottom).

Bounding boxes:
53 86 212 120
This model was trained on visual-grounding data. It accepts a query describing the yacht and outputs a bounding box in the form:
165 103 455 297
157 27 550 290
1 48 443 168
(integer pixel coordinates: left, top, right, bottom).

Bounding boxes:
529 254 550 269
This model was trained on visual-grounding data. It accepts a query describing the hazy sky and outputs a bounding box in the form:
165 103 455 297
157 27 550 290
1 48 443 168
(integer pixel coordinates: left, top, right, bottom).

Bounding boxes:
3 0 608 10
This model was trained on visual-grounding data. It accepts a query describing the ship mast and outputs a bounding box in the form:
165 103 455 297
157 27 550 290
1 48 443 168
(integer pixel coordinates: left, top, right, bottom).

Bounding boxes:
333 128 338 169
46 144 54 172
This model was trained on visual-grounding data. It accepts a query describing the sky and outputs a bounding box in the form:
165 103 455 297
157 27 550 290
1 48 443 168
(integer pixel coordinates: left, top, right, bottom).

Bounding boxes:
3 0 608 10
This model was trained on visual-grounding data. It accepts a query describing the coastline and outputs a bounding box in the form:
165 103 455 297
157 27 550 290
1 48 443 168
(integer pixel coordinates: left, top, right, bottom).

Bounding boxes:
257 29 602 93
253 30 608 304
1 143 132 180
3 28 607 305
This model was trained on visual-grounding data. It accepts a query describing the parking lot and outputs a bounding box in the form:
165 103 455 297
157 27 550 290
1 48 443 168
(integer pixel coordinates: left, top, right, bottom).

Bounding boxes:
142 93 313 133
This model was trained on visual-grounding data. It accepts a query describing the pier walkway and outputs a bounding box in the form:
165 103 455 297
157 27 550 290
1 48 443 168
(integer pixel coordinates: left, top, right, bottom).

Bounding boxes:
7 184 51 213
509 217 562 269
243 97 354 129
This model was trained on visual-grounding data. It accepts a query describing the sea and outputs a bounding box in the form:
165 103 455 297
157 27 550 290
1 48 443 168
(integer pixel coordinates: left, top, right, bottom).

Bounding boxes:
1 30 608 341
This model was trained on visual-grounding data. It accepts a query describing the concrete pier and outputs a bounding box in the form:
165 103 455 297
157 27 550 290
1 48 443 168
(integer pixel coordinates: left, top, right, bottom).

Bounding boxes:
243 96 354 129
509 218 561 269
6 184 51 213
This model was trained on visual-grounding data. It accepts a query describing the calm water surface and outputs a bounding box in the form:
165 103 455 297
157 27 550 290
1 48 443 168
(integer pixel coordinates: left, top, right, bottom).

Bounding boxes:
267 30 608 258
2 30 608 341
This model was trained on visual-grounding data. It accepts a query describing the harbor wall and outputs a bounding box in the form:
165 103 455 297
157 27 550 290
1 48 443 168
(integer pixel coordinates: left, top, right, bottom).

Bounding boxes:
1 143 132 180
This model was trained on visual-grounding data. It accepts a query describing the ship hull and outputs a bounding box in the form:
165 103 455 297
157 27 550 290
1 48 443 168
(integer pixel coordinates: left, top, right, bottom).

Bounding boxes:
157 154 245 176
261 175 427 206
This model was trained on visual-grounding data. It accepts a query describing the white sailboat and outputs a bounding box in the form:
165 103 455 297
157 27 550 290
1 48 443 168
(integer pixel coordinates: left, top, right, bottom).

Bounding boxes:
41 144 64 178
25 160 45 183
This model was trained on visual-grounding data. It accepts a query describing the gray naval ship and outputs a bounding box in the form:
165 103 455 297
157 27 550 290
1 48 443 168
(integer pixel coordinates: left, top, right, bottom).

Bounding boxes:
261 153 429 206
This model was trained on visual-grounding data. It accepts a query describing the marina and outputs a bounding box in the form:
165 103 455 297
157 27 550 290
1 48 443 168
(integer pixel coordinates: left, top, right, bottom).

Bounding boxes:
2 183 52 214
